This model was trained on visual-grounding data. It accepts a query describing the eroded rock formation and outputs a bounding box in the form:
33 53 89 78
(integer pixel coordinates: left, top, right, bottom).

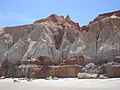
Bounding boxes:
0 10 120 78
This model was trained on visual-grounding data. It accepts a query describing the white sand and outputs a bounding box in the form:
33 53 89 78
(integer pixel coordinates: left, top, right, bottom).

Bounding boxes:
0 78 120 90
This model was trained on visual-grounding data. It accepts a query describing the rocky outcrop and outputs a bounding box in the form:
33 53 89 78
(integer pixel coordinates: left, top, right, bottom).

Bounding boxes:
0 59 9 76
77 72 107 79
0 10 120 78
114 56 120 63
101 61 120 78
0 14 80 65
77 73 98 79
14 65 50 78
59 56 85 66
48 65 83 78
81 10 120 61
82 63 99 74
106 64 120 78
13 64 83 78
92 10 120 23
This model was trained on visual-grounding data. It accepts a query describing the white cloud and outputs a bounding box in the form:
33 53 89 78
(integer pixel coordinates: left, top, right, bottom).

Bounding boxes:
0 13 9 21
0 12 34 22
7 12 34 22
0 12 35 29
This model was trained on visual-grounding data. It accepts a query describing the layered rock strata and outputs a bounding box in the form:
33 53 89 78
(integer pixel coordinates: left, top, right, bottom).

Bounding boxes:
0 10 120 78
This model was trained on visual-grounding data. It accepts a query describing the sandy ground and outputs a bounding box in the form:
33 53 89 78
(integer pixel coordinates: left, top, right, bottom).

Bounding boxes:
0 78 120 90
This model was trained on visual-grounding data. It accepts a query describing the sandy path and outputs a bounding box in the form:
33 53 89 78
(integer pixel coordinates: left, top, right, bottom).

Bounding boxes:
0 78 120 90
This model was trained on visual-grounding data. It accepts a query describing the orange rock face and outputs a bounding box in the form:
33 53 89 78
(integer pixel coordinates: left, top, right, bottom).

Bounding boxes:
59 56 85 66
48 65 83 78
92 10 120 23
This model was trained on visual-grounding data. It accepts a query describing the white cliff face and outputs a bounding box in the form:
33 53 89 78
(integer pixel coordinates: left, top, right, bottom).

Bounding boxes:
68 12 120 61
0 33 13 61
0 11 120 64
3 38 30 63
69 33 86 57
96 17 120 61
0 14 80 64
60 27 79 59
0 42 9 61
26 31 62 63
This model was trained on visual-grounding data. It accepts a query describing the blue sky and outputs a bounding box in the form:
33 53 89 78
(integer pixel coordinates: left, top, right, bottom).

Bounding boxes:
0 0 120 29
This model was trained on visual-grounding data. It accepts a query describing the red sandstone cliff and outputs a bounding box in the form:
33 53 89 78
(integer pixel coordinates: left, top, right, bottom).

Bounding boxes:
0 10 120 78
